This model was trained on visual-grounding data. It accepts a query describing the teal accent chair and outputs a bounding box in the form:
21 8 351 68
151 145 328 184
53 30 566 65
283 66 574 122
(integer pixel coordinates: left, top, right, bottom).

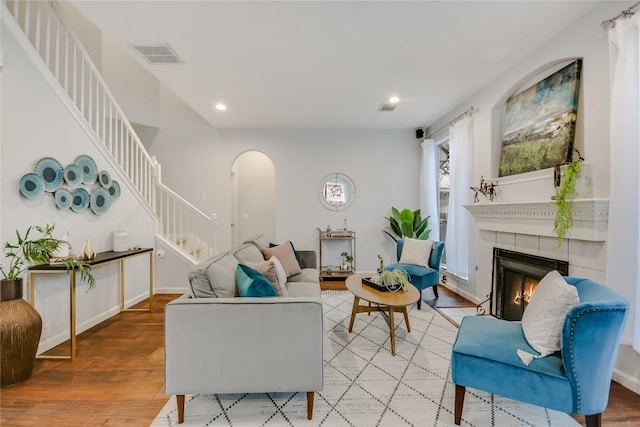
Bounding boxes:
384 240 445 309
451 277 629 427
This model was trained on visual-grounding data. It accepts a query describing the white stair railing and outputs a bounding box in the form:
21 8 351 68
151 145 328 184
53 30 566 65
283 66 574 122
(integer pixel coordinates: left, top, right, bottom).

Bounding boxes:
3 0 215 262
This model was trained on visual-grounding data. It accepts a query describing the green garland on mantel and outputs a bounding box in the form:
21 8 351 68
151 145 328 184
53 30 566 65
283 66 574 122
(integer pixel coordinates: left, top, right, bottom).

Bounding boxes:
553 161 583 246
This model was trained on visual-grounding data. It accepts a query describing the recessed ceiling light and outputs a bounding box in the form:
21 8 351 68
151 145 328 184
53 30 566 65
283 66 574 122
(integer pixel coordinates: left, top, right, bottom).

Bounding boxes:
389 96 400 104
215 103 227 111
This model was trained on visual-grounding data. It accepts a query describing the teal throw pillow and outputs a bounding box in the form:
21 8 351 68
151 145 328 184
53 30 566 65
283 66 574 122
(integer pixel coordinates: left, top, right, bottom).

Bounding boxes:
236 264 278 297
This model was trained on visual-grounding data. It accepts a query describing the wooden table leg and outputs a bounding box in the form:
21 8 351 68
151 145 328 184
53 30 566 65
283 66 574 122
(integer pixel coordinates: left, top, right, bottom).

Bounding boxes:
348 296 360 332
402 306 411 332
389 306 396 356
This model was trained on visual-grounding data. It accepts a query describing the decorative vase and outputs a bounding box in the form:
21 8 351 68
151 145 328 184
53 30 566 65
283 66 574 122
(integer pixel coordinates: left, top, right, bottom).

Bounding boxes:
0 279 42 387
80 239 96 260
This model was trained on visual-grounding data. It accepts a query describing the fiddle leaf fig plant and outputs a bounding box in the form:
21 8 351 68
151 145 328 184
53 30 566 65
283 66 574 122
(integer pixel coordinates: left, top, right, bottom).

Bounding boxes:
554 161 583 246
384 207 431 242
1 223 95 290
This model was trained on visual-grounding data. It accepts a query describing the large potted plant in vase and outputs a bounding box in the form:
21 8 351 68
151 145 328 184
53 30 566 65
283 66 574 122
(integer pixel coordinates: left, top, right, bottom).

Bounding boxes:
0 224 93 387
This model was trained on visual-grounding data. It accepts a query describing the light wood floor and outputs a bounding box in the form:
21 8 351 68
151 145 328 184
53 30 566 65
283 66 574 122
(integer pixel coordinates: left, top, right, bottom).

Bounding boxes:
1 293 638 426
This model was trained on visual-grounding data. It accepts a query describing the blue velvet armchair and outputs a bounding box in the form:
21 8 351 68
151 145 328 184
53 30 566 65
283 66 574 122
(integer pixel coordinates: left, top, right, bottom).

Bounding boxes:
451 277 629 427
384 239 445 309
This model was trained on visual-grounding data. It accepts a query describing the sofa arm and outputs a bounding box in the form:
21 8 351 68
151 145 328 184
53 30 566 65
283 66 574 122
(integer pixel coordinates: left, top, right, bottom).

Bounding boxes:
296 250 317 269
165 296 324 395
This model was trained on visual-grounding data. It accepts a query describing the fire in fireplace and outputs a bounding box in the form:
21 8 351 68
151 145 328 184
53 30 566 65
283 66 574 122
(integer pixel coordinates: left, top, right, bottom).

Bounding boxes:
491 248 568 321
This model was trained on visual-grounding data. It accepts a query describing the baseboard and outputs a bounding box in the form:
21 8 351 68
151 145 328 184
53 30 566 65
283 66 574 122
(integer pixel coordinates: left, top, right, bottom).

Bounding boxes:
613 368 640 395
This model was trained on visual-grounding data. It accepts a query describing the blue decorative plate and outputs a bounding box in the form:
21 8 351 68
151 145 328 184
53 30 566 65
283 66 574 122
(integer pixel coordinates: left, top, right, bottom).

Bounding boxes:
55 188 73 209
107 180 121 201
98 170 112 188
90 188 111 214
63 164 82 186
19 173 45 199
71 187 90 212
75 155 98 184
35 157 64 192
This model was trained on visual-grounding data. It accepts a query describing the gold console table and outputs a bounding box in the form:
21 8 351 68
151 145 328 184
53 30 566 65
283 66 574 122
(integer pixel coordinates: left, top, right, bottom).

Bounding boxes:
27 248 154 361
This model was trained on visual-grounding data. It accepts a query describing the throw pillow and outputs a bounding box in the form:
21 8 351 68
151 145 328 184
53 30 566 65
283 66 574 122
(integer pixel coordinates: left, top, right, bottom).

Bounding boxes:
399 238 434 267
521 270 580 357
262 241 301 277
235 264 278 297
267 256 289 296
245 259 288 296
243 234 269 251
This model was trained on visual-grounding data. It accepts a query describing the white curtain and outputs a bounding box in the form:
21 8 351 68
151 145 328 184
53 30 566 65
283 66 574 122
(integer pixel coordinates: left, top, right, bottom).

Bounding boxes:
605 13 640 352
420 139 440 242
445 115 474 278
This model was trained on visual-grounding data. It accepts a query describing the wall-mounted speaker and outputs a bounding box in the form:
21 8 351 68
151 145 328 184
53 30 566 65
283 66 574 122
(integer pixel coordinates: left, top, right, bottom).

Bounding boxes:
415 128 425 139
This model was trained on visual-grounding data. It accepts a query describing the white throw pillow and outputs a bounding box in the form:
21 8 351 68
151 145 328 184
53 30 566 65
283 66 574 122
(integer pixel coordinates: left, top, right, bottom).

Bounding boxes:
269 256 289 296
521 270 580 357
399 238 433 268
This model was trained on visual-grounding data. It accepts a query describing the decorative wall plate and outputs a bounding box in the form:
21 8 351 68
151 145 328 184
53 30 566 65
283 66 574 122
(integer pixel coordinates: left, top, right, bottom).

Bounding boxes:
63 164 82 186
54 188 73 209
71 187 90 212
98 170 112 188
90 188 111 214
75 155 98 184
19 173 45 199
107 180 121 201
35 157 64 192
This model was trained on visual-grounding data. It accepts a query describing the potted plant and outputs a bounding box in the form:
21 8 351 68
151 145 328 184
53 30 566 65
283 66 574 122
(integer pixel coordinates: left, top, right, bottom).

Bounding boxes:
384 207 431 242
376 268 411 292
340 252 353 270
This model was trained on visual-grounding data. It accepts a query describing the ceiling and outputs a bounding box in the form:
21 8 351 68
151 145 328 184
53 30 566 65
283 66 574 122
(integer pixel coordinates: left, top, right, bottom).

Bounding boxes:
67 1 602 130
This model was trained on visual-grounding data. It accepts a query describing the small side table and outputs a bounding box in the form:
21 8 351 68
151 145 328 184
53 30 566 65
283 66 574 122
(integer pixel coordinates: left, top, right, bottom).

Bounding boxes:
345 272 419 356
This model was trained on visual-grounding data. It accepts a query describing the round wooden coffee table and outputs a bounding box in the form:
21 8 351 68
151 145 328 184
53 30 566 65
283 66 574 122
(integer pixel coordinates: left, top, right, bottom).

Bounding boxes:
345 272 420 356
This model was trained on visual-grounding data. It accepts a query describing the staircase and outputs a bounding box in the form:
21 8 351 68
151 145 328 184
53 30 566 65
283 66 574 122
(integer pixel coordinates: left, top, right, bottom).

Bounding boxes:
2 0 215 263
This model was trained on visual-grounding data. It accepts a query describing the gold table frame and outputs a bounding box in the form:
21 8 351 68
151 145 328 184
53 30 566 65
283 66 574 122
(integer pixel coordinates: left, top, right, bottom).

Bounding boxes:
27 248 154 361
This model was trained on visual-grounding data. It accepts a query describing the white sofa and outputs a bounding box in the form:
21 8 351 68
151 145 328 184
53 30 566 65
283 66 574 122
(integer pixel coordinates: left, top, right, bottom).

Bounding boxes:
164 235 323 423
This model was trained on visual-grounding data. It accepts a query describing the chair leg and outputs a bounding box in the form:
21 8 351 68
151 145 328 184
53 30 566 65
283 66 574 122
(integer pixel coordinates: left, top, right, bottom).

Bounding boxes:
454 385 465 425
177 394 185 424
307 391 314 420
585 413 601 427
432 284 439 298
417 296 422 310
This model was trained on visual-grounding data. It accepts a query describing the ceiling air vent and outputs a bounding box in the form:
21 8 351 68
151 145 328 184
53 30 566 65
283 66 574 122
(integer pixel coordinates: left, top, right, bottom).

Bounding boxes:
378 102 397 112
129 43 184 64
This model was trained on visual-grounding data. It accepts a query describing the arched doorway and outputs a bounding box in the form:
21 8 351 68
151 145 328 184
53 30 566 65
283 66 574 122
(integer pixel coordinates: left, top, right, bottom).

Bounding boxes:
231 151 276 246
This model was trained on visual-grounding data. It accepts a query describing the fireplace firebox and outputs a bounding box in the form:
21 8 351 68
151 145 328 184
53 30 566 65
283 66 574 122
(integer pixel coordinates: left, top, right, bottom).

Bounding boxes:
491 248 568 321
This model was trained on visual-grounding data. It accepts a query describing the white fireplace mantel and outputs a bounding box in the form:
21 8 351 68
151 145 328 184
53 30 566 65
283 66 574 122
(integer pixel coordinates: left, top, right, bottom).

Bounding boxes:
464 199 609 242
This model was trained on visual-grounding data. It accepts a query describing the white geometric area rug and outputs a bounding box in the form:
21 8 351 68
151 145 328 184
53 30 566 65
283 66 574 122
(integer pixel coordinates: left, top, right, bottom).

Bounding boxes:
151 291 579 427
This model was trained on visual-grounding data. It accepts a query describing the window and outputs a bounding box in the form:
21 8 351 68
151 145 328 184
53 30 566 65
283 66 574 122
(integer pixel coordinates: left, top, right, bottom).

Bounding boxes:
437 139 449 264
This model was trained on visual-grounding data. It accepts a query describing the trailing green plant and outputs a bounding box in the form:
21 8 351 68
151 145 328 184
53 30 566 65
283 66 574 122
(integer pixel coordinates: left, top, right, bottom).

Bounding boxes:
553 161 583 246
383 207 431 242
1 224 95 289
377 268 411 292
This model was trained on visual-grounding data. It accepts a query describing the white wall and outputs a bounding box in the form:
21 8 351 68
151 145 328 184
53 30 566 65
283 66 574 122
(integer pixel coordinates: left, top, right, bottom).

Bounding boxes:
425 1 639 394
1 25 155 353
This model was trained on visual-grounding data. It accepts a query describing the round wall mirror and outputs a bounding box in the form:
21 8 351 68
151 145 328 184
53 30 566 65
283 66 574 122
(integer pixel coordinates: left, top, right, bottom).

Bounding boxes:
318 173 356 211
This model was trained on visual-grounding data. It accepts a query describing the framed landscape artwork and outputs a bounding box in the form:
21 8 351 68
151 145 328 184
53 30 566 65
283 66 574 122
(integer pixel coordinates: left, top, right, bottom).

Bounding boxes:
499 59 582 177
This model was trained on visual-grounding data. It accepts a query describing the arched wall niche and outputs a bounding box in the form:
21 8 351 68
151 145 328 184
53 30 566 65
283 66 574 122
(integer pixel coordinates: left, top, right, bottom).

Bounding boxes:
490 57 584 179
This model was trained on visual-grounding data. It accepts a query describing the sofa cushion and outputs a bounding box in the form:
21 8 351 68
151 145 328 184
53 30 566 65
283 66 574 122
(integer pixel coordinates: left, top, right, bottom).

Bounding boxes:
246 259 288 297
399 238 433 268
235 264 278 297
262 242 301 277
286 280 322 298
230 242 265 264
286 268 319 284
243 234 269 251
521 270 579 357
188 252 238 298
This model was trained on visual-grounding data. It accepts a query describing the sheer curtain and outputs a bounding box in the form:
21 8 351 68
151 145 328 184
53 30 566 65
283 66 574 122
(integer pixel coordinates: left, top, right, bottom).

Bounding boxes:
445 115 474 278
605 13 640 352
420 139 440 242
